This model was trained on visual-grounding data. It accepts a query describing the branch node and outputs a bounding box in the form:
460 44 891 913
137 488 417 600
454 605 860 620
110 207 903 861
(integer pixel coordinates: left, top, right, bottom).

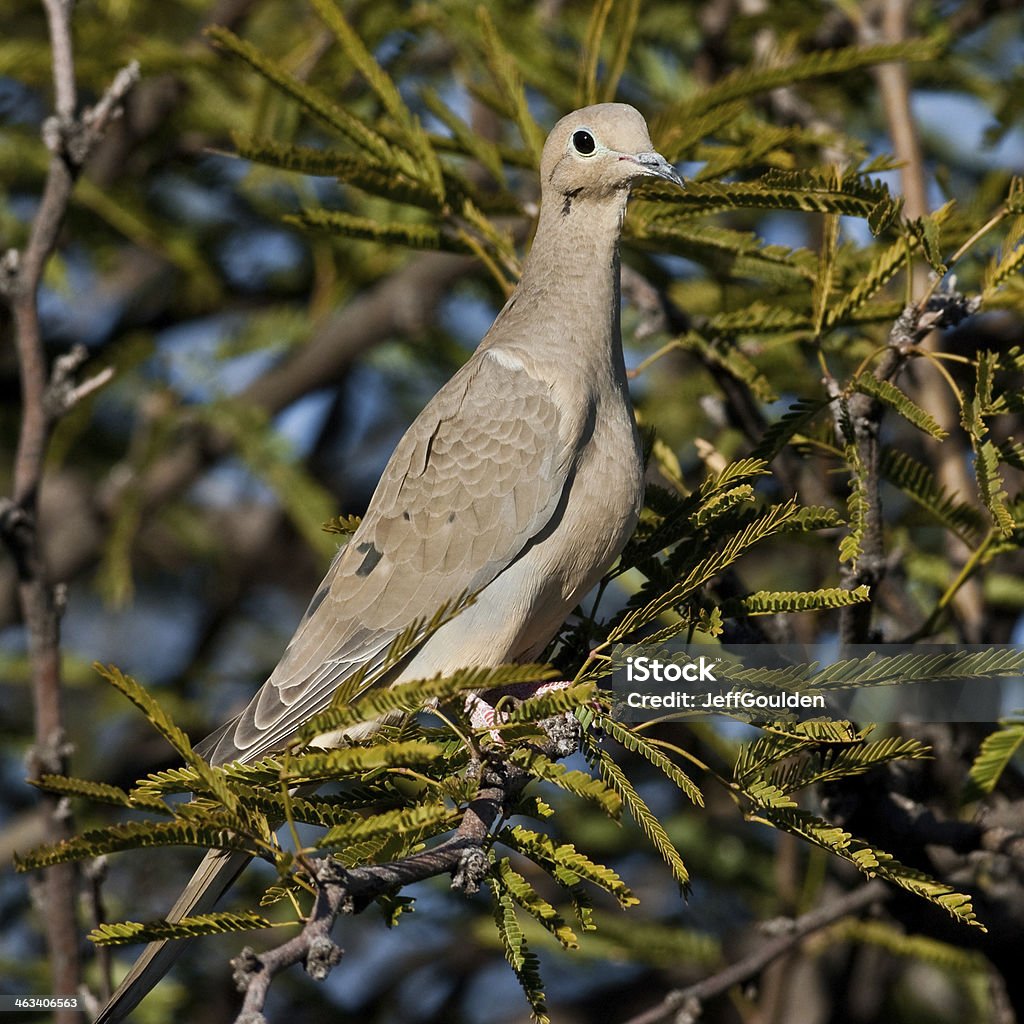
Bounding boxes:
451 846 488 895
539 711 581 758
316 855 348 886
83 854 108 884
0 248 20 295
0 498 30 541
674 996 702 1024
758 915 797 937
230 946 263 992
53 581 69 618
41 115 66 156
55 795 74 825
304 936 343 981
75 60 140 163
25 728 70 778
44 344 114 418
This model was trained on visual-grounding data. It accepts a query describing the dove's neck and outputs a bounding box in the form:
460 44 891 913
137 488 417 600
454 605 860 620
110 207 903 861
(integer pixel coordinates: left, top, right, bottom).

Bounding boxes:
494 190 630 376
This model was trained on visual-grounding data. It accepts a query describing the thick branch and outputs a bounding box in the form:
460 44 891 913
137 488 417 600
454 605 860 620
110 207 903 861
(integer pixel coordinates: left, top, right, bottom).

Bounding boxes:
229 758 523 1024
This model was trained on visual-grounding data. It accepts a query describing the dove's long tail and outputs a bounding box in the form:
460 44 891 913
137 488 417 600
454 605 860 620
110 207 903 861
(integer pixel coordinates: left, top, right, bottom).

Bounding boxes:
94 848 251 1023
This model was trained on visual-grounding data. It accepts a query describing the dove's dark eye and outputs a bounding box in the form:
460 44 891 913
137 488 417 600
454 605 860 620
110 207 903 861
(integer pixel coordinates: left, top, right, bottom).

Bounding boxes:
572 130 596 155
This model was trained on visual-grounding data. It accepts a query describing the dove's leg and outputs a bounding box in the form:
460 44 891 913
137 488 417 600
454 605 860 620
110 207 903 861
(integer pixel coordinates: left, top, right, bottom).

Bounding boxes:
465 680 572 734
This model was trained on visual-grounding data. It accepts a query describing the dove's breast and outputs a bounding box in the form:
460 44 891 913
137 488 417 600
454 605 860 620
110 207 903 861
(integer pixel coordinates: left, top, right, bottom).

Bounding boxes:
396 379 643 677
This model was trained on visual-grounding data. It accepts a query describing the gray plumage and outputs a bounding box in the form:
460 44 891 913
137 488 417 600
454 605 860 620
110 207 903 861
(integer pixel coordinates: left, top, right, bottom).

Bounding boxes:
96 102 682 1022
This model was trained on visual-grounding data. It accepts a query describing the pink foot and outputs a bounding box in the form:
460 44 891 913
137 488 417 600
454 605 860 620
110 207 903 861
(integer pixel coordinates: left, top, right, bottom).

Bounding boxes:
464 680 572 739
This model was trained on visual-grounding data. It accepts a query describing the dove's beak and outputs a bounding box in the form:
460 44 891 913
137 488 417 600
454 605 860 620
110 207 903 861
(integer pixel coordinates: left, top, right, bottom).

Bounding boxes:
630 151 685 188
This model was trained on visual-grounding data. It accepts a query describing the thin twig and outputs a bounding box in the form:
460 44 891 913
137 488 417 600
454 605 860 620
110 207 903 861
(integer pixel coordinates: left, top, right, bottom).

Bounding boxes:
0 6 137 1019
866 0 986 641
621 881 889 1024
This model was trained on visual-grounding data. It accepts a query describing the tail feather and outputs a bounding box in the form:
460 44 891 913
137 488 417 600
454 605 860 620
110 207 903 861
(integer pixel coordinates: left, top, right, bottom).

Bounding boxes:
93 848 251 1023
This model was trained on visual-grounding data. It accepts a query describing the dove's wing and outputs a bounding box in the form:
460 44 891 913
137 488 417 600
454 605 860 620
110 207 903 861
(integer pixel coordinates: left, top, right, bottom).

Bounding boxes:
197 350 576 765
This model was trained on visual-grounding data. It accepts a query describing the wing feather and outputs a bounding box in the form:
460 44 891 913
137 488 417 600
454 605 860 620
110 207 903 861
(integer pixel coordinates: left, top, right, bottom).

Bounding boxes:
197 354 574 765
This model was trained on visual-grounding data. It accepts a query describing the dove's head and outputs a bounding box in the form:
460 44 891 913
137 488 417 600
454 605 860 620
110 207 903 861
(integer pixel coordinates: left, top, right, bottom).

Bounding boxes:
540 103 683 204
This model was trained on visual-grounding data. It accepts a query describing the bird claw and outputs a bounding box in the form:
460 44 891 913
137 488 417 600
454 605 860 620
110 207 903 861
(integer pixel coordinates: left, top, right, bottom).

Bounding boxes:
464 680 573 743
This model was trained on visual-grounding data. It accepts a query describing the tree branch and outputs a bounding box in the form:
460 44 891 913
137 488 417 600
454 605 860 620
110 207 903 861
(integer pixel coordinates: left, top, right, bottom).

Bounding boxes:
865 0 985 640
836 289 979 644
229 757 524 1024
622 881 890 1024
0 6 138 1018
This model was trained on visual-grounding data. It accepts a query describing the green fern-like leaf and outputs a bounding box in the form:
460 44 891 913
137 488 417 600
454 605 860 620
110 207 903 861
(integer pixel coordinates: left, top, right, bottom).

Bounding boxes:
964 719 1024 799
629 219 813 283
597 751 689 890
982 214 1024 299
500 682 596 724
879 448 985 544
597 716 703 807
854 375 947 439
89 911 275 946
839 442 869 565
499 825 638 908
826 238 912 326
319 802 456 849
723 585 871 616
734 723 865 783
231 133 444 209
322 513 363 536
94 663 193 760
15 819 259 871
307 0 444 201
292 661 556 748
839 919 987 972
655 38 943 137
780 505 845 532
494 857 578 950
613 499 801 638
676 330 777 401
810 648 1024 689
751 398 828 462
510 748 622 817
490 862 550 1023
206 27 395 164
768 737 931 794
127 742 449 799
278 741 451 784
421 88 507 186
753 808 982 928
975 439 1015 536
705 302 811 337
94 664 239 813
289 208 471 253
691 485 757 528
34 774 167 814
996 436 1024 471
578 0 613 106
654 177 894 224
476 8 544 161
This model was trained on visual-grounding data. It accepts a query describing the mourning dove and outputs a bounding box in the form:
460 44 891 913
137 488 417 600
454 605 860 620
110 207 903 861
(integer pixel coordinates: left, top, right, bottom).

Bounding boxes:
96 102 683 1022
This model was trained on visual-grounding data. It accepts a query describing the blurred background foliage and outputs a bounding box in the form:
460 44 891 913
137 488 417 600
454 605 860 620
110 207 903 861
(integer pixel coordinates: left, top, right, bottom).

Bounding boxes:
3 0 1024 1022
